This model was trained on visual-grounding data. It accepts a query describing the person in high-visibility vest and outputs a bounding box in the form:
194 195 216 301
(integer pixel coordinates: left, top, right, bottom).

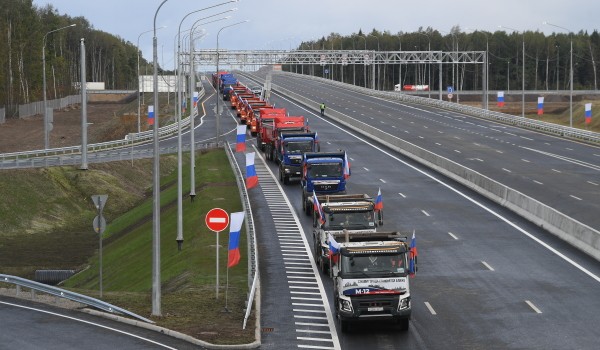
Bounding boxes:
320 103 326 116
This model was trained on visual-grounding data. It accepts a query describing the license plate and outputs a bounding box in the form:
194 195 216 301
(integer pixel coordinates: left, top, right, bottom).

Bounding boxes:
368 307 383 312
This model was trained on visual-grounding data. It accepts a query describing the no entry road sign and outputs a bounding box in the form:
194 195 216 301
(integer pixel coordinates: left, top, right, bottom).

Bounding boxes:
205 208 229 232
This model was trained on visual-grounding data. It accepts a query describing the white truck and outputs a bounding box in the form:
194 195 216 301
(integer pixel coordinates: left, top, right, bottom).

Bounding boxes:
311 194 383 274
329 231 414 332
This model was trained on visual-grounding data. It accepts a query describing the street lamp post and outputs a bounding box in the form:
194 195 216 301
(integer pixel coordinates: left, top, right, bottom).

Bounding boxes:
415 31 431 98
151 0 168 318
216 20 248 145
544 22 573 128
138 27 165 134
466 28 490 110
358 35 367 88
43 23 76 149
367 34 379 90
396 34 403 92
500 26 525 118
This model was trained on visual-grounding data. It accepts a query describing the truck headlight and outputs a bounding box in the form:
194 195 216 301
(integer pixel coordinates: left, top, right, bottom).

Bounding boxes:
398 297 410 311
284 168 291 173
339 297 353 312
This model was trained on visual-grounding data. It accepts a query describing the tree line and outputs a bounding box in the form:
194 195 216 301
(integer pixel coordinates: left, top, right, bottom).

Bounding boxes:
0 0 156 117
295 27 600 92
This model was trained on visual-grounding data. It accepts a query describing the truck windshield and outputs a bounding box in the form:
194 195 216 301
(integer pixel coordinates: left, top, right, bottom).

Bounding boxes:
341 253 407 277
325 211 374 230
308 163 342 178
285 141 313 153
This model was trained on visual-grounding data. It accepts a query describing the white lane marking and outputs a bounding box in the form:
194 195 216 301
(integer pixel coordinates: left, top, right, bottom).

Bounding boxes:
454 150 461 153
496 150 504 154
570 195 582 201
520 136 534 141
435 142 442 146
566 147 573 151
363 167 370 171
380 179 387 183
481 261 495 271
399 193 406 198
273 89 600 284
448 232 459 240
588 181 599 186
418 136 425 139
424 302 437 315
421 210 430 217
521 159 530 163
0 301 177 349
533 180 544 185
525 300 542 314
502 168 512 173
349 157 355 161
551 169 562 173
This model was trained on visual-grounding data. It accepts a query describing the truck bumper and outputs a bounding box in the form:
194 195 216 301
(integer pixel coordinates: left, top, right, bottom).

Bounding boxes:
338 296 411 322
282 165 302 178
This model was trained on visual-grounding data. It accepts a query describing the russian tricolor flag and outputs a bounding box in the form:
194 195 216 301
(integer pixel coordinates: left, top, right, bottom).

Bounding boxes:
227 212 245 268
343 151 351 179
313 190 325 225
193 91 199 116
374 188 383 212
245 152 258 189
236 125 247 152
409 231 417 277
497 91 505 107
585 103 592 125
537 97 544 115
328 233 340 263
182 99 186 114
148 105 154 126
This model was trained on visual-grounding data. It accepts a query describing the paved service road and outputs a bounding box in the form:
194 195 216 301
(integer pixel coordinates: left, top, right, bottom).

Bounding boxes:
0 297 203 350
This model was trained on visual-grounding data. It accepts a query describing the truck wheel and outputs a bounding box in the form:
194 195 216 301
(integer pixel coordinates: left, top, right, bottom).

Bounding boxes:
283 174 290 185
398 318 409 331
304 198 312 216
251 131 257 137
339 317 350 333
319 255 328 274
257 135 262 150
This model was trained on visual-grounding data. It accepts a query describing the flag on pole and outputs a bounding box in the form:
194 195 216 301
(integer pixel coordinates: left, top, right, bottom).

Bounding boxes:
409 231 417 277
227 212 245 268
148 105 154 126
497 91 505 107
245 152 258 189
374 188 383 212
343 151 351 179
313 190 325 225
537 97 544 115
585 103 592 124
193 91 199 116
236 125 247 152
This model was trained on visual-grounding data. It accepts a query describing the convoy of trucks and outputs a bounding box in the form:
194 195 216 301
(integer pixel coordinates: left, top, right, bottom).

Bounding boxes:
216 72 416 332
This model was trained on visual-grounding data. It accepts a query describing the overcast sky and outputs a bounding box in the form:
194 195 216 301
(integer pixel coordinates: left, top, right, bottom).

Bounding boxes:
32 0 599 70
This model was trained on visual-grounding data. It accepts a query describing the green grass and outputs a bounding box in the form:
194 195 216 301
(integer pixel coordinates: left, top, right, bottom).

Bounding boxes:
0 149 255 344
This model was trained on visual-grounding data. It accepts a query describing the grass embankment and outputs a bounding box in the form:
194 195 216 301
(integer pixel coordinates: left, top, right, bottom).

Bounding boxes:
0 149 254 344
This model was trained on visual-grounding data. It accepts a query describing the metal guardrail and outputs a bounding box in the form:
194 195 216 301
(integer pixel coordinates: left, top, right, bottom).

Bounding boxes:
281 71 600 145
224 142 260 331
0 88 206 162
0 274 154 323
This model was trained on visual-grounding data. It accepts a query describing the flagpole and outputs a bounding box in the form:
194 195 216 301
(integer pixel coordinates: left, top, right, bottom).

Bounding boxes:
225 260 230 312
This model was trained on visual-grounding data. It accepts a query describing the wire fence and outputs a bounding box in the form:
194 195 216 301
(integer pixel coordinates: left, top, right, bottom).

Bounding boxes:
17 95 82 119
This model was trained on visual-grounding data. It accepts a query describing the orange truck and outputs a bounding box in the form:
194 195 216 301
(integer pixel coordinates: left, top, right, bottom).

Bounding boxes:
239 97 263 124
256 108 288 150
261 116 308 162
230 91 254 110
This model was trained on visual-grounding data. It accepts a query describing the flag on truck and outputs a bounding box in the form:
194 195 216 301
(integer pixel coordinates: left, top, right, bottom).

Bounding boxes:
409 231 417 277
227 212 245 268
147 105 154 126
343 151 351 179
328 233 340 263
537 97 544 115
585 103 592 124
497 91 505 107
236 125 247 152
374 188 383 212
313 190 326 225
246 152 258 189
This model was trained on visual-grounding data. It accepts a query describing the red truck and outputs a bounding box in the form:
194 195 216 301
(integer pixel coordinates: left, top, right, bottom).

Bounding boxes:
246 102 273 134
230 91 255 111
256 108 288 150
239 97 263 124
261 116 308 162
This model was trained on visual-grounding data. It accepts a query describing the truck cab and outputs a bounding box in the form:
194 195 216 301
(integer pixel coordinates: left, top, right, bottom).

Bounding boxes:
330 232 413 332
277 132 319 185
301 152 348 214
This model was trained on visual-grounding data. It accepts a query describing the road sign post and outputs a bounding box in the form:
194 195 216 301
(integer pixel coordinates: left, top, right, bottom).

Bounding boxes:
91 194 108 298
205 208 229 298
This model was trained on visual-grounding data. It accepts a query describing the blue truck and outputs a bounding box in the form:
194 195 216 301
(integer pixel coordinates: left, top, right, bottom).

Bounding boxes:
300 151 349 215
219 74 238 100
276 132 320 185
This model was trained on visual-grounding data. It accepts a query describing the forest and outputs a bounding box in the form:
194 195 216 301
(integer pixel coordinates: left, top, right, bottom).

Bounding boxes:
2 0 600 119
297 27 600 92
0 0 155 117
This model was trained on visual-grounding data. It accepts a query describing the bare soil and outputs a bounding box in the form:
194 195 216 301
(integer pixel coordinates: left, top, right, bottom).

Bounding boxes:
0 103 135 153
